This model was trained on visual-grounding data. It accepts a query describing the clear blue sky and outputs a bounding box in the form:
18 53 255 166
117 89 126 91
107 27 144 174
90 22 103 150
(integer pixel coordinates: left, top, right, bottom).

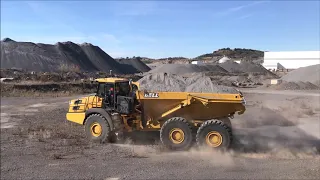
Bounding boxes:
1 0 319 58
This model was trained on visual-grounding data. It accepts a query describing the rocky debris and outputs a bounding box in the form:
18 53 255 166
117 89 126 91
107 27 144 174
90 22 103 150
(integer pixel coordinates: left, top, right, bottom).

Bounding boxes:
231 81 262 88
138 73 238 93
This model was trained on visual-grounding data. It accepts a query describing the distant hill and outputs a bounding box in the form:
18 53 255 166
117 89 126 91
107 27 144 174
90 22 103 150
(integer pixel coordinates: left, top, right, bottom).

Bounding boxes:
0 38 150 74
115 56 155 65
139 48 264 64
197 48 264 62
156 57 189 61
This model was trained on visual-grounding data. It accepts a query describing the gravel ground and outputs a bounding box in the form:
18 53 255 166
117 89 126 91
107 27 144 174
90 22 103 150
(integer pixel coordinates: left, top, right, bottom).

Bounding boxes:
1 90 320 179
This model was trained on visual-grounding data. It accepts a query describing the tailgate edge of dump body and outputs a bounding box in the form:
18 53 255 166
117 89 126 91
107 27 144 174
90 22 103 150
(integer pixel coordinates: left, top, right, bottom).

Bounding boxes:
188 94 244 104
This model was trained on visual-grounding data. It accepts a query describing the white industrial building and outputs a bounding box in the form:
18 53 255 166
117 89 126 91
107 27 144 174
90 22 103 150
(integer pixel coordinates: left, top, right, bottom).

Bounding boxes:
191 60 203 65
262 51 320 70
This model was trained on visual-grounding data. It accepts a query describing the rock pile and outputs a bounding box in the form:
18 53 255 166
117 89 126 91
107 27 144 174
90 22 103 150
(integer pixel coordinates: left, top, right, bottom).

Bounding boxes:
138 73 239 93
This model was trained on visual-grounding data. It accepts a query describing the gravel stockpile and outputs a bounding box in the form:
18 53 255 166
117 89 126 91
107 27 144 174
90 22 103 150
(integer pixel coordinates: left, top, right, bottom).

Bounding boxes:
239 62 272 74
219 61 243 73
219 61 276 77
1 38 148 74
146 64 227 75
281 64 320 85
272 81 320 90
138 73 238 93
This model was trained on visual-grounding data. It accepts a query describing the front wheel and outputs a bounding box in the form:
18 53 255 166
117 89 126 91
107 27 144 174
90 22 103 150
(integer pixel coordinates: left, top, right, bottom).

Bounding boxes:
84 114 111 143
196 120 232 150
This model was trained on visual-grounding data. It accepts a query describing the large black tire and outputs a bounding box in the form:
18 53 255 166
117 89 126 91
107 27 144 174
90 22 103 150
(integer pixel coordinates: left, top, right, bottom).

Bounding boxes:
84 114 111 143
218 117 232 129
160 117 193 151
196 120 232 150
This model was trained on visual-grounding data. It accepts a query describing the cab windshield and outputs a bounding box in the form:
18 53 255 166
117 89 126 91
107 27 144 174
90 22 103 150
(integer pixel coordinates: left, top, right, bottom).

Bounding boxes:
96 83 114 97
115 81 130 96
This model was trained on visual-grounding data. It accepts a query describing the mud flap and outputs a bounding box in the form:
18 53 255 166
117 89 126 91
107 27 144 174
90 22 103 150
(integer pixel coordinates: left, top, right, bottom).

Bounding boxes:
141 102 147 128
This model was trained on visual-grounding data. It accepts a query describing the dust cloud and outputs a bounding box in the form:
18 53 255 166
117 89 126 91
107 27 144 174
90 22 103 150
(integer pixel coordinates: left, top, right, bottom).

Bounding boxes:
230 94 320 159
115 93 320 162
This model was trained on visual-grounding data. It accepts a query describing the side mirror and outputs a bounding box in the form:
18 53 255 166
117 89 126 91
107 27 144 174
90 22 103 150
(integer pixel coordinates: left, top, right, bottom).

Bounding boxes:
129 79 132 86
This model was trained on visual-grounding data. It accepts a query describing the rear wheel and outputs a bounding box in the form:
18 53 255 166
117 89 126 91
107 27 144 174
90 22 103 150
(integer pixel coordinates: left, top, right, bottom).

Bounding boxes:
84 114 111 143
196 120 232 150
160 117 193 151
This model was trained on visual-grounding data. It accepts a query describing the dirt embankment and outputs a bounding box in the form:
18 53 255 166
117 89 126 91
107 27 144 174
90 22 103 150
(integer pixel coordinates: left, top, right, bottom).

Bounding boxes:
1 82 97 97
0 69 143 97
1 68 143 82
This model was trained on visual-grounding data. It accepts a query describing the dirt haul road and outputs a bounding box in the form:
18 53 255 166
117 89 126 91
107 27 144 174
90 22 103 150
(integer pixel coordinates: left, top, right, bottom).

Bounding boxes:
1 91 320 179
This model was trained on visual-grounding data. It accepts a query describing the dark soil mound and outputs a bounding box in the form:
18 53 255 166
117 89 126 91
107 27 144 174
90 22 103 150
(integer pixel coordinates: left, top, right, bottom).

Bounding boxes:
116 58 151 73
1 39 149 74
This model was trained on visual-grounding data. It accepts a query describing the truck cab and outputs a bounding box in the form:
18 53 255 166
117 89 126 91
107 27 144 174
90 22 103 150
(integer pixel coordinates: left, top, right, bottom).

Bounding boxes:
94 78 139 110
66 78 140 125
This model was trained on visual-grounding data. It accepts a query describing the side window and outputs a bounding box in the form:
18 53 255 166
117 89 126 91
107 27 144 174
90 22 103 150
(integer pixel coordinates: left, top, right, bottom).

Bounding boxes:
116 82 130 96
97 83 105 97
97 83 114 97
105 83 114 95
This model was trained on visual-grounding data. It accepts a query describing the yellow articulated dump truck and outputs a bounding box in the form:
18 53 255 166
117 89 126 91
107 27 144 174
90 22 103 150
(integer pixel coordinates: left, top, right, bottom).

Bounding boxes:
66 78 246 151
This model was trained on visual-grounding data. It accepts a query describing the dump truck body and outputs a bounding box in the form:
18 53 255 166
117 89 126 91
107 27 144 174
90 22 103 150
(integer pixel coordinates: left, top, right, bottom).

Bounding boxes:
67 91 245 126
137 91 245 128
